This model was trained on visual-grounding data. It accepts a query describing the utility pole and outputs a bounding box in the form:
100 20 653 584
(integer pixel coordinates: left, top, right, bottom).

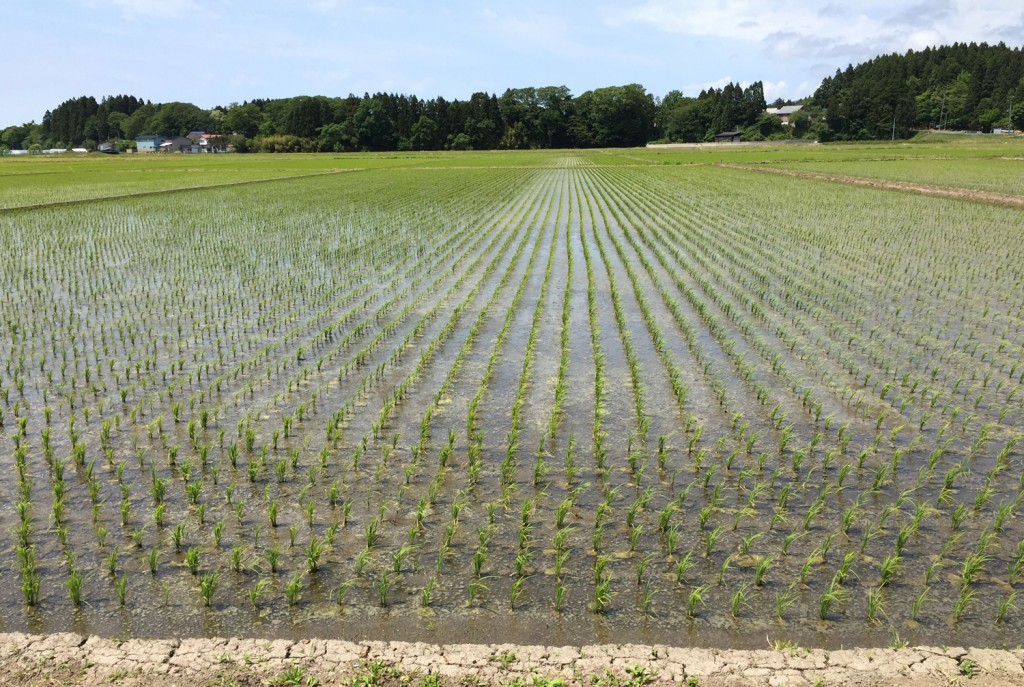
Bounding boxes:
938 90 946 130
892 112 896 141
1010 95 1015 132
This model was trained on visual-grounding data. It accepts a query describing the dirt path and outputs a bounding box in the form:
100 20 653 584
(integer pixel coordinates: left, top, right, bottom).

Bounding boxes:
717 163 1024 209
0 168 366 213
1 633 1023 686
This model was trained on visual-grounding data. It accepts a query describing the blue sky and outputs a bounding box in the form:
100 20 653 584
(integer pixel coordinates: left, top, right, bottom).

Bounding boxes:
3 1 1023 126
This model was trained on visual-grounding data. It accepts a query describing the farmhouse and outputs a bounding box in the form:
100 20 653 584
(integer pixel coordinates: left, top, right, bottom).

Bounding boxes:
137 133 226 153
157 136 199 153
765 104 803 125
187 131 229 152
714 131 742 143
136 135 164 152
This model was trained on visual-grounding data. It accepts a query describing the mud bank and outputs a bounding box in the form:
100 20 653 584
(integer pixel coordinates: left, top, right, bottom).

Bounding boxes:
717 162 1024 208
1 633 1023 686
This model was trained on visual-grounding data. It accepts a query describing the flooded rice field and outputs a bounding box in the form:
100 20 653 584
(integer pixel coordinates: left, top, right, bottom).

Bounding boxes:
0 157 1022 649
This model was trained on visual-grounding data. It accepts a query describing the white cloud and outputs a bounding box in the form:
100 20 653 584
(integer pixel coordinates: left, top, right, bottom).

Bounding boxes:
676 77 808 103
761 80 787 102
608 1 1024 65
82 0 200 18
477 9 591 60
685 77 736 93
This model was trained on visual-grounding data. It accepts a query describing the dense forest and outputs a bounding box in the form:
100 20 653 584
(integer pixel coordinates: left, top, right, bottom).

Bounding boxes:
0 85 672 152
813 42 1024 139
2 42 1022 151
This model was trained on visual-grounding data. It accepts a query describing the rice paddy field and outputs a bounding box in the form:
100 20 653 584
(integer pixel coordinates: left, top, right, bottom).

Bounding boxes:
769 157 1024 196
1 137 1023 650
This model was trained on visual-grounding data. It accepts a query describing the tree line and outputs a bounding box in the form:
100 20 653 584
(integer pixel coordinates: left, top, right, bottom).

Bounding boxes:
3 42 1023 151
4 85 663 152
3 83 767 152
813 42 1024 140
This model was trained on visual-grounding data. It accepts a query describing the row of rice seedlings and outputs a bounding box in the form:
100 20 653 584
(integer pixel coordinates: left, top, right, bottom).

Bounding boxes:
674 168 1024 429
606 164 1007 495
423 164 983 622
233 174 555 605
304 173 558 610
490 176 568 610
589 164 1024 622
104 192 480 573
423 177 558 605
2 159 1022 632
207 175 541 606
217 169 536 450
626 173 1019 495
582 185 650 451
536 185 575 486
0 168 544 610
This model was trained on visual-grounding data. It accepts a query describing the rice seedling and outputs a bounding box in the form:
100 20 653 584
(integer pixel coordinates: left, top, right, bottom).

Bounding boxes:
879 555 901 587
268 500 279 527
333 578 355 607
185 547 201 575
66 568 85 606
754 557 772 587
285 575 303 606
265 546 282 574
20 562 42 606
553 580 567 611
997 590 1017 622
375 571 391 607
686 584 711 618
199 571 219 608
420 577 436 608
635 552 653 586
305 537 326 573
391 544 415 574
775 584 798 620
675 549 694 585
960 553 989 588
171 523 186 553
866 587 885 623
704 526 725 558
953 587 975 622
640 583 659 615
509 576 528 610
467 577 489 608
818 579 848 621
242 577 268 611
364 519 380 549
718 553 735 586
115 572 128 606
730 582 751 618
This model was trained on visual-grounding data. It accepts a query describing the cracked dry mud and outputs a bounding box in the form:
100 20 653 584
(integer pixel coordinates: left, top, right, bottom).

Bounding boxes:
1 633 1023 686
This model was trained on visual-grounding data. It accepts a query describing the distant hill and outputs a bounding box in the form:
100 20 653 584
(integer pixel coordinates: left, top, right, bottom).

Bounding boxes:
812 42 1024 140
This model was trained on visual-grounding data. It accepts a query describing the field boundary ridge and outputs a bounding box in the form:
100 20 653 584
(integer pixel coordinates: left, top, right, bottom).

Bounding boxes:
717 162 1024 208
0 168 365 214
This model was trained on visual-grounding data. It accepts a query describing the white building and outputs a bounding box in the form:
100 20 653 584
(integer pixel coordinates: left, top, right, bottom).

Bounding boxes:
764 105 804 125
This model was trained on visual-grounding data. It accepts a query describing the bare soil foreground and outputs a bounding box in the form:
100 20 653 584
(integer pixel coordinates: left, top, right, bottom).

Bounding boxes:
2 634 1024 687
717 163 1024 208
